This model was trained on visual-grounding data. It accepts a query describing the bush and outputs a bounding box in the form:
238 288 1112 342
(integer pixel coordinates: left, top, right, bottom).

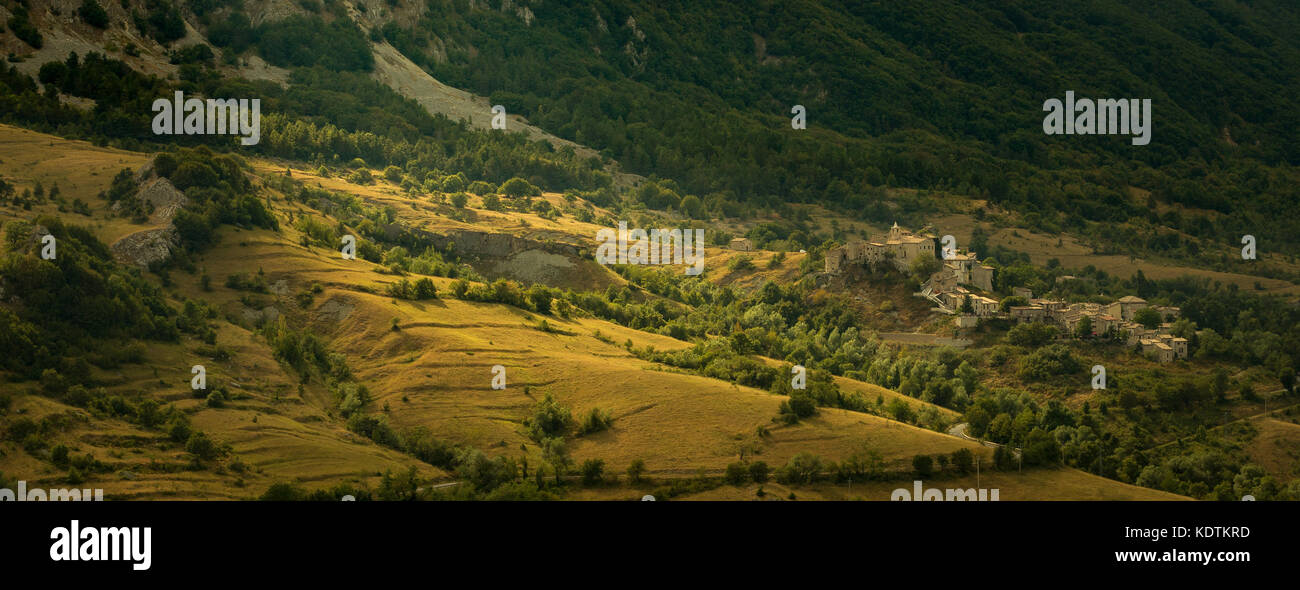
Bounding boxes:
725 462 749 485
185 431 223 460
626 459 647 484
912 454 934 478
727 255 755 272
467 180 494 195
260 482 305 501
577 407 613 435
7 8 43 48
580 459 605 486
347 168 374 184
441 174 466 192
413 278 438 299
776 453 823 485
749 461 770 483
1017 344 1080 381
167 417 192 443
526 393 573 441
951 448 974 475
78 0 110 29
499 177 541 198
1005 322 1058 347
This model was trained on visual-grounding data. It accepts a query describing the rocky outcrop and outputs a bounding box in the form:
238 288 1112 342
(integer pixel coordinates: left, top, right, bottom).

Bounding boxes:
137 177 188 224
440 230 584 259
110 163 188 268
110 226 179 269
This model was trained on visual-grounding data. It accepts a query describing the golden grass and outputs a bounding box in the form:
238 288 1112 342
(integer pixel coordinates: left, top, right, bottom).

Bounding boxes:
1244 418 1300 482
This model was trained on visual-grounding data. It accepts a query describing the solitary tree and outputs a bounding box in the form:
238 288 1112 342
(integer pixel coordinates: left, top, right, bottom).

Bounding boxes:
542 437 570 486
626 459 646 484
912 454 934 478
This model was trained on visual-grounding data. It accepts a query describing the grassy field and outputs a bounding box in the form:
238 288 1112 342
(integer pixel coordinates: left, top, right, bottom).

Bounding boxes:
1244 416 1300 482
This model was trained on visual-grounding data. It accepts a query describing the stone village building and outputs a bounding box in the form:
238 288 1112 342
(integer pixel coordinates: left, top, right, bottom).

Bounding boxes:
825 222 936 274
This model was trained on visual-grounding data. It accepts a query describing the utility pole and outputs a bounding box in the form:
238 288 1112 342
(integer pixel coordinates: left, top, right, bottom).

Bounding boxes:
976 455 980 490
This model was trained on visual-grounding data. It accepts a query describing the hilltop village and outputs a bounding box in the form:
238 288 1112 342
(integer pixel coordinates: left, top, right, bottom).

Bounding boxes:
825 224 1188 362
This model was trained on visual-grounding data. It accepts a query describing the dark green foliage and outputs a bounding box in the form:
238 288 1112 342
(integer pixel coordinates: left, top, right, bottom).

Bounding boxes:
526 393 573 441
387 1 1300 267
134 0 186 44
456 449 517 492
1133 307 1163 330
576 407 613 436
912 454 934 478
0 217 179 380
185 431 225 460
950 448 974 475
78 0 110 29
7 5 42 48
579 458 605 486
775 452 823 485
1017 344 1080 382
169 44 214 65
1022 428 1061 466
155 147 277 251
251 15 373 71
626 459 647 484
1005 322 1057 347
724 462 748 485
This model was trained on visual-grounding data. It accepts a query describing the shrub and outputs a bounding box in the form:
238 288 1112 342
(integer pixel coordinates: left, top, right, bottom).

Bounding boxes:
526 393 573 441
499 177 541 198
912 454 934 478
347 168 374 184
626 459 647 484
951 448 974 475
441 174 466 192
727 255 755 272
8 8 43 48
577 407 614 435
185 431 223 460
776 453 823 485
725 462 749 485
467 180 494 195
1005 322 1058 347
78 0 110 29
580 459 605 486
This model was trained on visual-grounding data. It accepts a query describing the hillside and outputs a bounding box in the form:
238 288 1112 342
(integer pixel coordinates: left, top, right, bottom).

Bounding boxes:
4 1 1298 503
0 123 1185 500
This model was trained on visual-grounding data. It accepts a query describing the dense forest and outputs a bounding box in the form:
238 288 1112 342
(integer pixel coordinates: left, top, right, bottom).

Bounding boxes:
364 0 1300 263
